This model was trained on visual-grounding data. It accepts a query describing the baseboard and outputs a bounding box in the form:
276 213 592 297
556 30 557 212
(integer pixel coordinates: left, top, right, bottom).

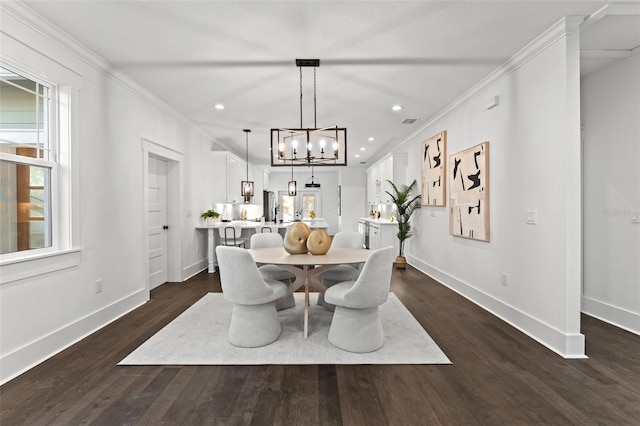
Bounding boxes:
408 255 586 359
0 289 148 385
582 296 640 336
182 259 208 281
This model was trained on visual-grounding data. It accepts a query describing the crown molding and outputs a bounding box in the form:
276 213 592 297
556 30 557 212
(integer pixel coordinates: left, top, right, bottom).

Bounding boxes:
0 1 215 144
398 16 584 148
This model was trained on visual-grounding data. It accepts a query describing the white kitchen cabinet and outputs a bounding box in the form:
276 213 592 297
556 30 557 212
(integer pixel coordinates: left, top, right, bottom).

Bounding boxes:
359 218 398 253
369 221 397 251
369 222 381 250
366 153 408 204
212 151 251 204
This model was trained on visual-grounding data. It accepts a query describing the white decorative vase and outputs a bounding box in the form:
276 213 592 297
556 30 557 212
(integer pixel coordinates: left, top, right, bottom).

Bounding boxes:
206 217 218 226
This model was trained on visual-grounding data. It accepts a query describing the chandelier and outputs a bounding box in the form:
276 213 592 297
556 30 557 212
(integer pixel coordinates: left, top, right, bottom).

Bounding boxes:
270 59 347 167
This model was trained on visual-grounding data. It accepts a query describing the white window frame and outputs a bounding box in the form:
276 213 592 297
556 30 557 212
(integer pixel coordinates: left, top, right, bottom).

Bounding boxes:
0 59 80 284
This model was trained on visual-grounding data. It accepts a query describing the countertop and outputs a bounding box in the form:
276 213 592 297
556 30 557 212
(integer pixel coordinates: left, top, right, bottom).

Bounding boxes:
197 219 330 229
359 217 399 226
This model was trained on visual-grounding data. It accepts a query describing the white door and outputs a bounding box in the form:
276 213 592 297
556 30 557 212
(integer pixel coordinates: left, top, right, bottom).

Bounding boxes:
148 156 168 289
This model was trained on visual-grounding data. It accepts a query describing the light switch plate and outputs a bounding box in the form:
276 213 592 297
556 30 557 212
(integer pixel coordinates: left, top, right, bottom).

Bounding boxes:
525 210 537 225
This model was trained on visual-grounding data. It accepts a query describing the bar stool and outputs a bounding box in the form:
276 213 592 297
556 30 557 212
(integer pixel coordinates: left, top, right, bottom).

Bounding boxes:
218 226 248 248
259 225 279 233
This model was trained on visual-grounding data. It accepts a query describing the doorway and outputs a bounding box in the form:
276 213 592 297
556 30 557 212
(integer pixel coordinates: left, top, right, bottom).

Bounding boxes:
278 189 321 221
147 156 168 289
143 138 182 293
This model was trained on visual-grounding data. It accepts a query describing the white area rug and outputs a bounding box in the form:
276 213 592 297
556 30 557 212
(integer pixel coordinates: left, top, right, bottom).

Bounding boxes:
119 293 450 365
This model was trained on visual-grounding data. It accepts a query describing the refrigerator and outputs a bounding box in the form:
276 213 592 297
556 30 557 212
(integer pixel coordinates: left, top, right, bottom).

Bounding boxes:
263 190 276 222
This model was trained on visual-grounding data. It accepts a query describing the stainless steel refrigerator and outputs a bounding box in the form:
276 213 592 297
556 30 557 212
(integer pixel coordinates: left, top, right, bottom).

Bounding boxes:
263 190 276 222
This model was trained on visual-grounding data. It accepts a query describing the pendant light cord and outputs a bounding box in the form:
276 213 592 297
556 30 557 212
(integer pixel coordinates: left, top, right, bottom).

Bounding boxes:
299 66 303 129
245 131 249 181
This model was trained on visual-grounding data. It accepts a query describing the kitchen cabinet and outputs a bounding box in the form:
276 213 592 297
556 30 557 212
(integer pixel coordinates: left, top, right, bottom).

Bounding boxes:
366 153 408 204
212 151 252 203
358 218 398 252
369 221 397 251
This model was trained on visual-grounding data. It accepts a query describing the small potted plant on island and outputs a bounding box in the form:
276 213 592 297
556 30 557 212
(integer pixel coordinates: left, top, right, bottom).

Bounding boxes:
386 179 421 269
201 209 221 226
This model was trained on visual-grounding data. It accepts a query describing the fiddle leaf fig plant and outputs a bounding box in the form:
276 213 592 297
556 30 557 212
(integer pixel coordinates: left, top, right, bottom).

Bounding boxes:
386 179 421 258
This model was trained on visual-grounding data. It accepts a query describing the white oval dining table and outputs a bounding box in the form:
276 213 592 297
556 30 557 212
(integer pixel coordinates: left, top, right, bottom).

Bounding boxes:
246 247 372 338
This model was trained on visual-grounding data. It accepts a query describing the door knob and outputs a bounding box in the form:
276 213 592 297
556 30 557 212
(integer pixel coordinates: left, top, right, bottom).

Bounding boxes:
163 225 169 230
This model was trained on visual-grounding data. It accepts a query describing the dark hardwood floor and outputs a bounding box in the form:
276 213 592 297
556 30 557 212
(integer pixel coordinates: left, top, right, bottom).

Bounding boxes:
2 267 639 425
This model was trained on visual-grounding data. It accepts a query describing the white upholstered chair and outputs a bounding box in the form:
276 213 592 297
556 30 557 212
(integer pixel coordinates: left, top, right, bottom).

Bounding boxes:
218 225 249 248
250 232 296 310
324 246 396 353
216 246 286 347
317 231 364 310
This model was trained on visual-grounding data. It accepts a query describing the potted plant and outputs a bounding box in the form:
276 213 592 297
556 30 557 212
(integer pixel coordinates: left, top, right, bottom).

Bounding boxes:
201 209 221 226
386 179 421 269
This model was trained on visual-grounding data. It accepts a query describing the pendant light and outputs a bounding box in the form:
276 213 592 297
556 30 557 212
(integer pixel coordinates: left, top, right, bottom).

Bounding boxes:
241 129 254 203
288 163 297 196
287 130 297 196
305 164 321 188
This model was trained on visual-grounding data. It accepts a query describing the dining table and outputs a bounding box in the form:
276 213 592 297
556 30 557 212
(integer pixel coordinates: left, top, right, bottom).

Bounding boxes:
246 247 372 338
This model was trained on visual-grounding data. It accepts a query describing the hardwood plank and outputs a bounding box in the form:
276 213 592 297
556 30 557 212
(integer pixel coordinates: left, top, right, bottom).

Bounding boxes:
2 267 640 425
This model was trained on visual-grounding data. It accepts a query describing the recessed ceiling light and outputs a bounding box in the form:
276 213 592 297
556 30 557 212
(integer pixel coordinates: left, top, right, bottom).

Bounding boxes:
392 105 403 111
368 137 375 141
355 154 360 158
360 147 366 151
214 103 225 110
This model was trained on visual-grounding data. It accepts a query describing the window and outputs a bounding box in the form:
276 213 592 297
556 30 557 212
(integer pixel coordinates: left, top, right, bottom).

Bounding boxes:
0 66 54 255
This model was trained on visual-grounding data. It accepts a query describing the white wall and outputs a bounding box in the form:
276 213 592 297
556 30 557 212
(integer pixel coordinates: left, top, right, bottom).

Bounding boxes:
401 18 585 357
0 3 213 383
266 168 344 234
581 52 640 335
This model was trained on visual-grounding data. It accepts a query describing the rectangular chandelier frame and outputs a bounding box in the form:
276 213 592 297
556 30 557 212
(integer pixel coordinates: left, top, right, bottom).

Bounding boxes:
270 126 347 167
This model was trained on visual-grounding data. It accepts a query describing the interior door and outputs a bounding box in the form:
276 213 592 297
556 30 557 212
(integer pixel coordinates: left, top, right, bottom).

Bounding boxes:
148 156 168 289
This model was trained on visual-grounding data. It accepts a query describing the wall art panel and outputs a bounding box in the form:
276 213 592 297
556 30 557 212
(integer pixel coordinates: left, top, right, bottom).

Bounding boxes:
421 131 447 206
449 141 490 241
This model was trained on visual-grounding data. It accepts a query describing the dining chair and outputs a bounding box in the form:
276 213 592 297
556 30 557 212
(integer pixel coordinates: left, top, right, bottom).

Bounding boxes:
250 232 296 310
324 246 396 353
218 225 248 248
216 246 287 347
317 231 364 311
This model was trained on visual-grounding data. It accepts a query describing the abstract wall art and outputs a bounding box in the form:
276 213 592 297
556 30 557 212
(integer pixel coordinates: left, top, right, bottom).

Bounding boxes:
449 141 490 241
421 131 447 206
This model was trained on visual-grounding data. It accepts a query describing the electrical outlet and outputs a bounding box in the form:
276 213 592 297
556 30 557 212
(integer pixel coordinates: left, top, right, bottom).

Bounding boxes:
95 279 103 294
525 210 537 225
631 212 640 224
431 210 437 217
501 273 508 287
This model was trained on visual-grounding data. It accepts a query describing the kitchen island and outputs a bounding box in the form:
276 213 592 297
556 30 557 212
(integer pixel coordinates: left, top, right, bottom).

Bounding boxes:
197 219 330 273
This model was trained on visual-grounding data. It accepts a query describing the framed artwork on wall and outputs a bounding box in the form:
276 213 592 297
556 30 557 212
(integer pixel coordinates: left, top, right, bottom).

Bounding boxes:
421 131 447 206
449 141 490 242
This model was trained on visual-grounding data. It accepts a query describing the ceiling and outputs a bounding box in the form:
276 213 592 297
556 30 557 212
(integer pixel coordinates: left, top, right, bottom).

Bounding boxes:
19 1 640 167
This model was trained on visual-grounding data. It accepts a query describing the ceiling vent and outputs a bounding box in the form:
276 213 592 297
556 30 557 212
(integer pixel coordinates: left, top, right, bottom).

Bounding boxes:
402 118 417 124
359 161 367 165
